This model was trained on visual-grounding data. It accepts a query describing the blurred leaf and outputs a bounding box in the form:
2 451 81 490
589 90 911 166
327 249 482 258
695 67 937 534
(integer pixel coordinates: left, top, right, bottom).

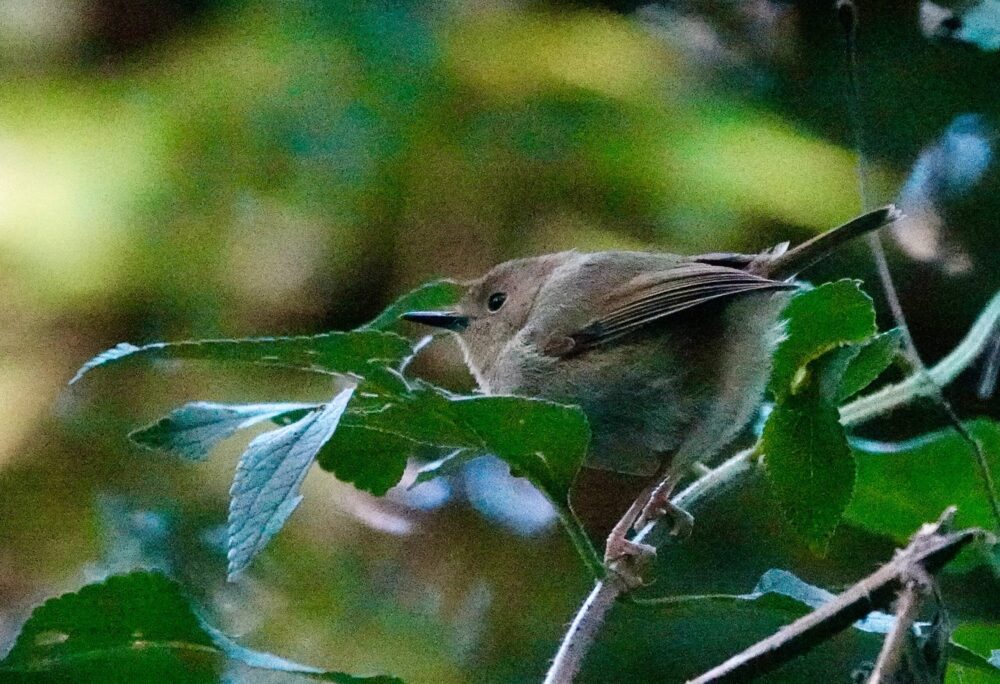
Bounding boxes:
846 419 1000 567
351 386 590 506
948 623 1000 680
70 331 413 385
412 449 483 486
227 387 355 580
769 280 876 400
762 388 855 554
341 383 602 575
836 329 903 401
362 279 465 334
318 425 418 496
636 570 998 680
0 571 399 683
129 402 317 461
958 0 1000 51
923 0 1000 52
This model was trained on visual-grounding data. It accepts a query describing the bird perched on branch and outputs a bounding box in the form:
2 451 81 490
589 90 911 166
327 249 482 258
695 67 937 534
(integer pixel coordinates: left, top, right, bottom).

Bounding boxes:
403 206 901 565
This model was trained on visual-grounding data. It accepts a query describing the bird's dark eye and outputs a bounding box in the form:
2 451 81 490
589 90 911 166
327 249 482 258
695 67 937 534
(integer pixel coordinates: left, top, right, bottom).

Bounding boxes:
487 292 507 312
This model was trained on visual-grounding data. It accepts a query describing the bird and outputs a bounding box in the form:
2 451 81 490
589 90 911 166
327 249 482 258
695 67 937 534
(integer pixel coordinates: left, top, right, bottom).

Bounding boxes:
402 205 901 570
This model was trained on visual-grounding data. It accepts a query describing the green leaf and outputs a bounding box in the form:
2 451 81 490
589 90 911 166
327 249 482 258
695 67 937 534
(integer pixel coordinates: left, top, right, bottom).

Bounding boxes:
607 569 882 681
318 424 417 496
846 419 1000 566
631 570 999 681
948 623 1000 681
447 396 590 505
227 387 355 580
337 384 603 576
0 571 400 683
129 402 317 461
346 387 590 505
412 449 483 486
762 388 856 554
70 330 413 385
362 279 465 333
837 328 903 401
769 280 876 400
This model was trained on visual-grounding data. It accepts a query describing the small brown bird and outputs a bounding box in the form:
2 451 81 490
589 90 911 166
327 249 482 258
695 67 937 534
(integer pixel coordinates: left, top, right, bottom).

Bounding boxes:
403 206 900 562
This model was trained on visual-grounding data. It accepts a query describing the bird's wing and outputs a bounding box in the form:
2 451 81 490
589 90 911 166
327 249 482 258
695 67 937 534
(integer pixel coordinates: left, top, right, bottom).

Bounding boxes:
561 262 795 353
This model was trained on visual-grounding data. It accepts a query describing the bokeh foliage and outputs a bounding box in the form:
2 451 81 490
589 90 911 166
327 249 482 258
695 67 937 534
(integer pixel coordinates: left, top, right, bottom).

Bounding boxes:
4 0 1000 682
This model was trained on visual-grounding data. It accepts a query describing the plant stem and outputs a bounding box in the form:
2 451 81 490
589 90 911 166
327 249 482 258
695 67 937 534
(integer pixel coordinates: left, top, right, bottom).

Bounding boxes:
548 290 1000 682
559 509 606 581
866 581 924 684
542 581 619 684
839 290 1000 427
545 448 755 684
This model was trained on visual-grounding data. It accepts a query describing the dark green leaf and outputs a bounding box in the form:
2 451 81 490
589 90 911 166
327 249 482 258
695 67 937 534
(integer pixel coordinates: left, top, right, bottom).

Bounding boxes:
227 387 355 580
70 331 413 385
769 280 876 399
837 328 903 401
362 279 465 334
632 570 998 681
0 571 399 683
347 387 590 505
317 424 416 496
846 419 1000 567
762 388 856 554
949 623 1000 681
129 402 317 461
608 570 881 681
338 384 603 576
412 449 483 486
447 396 590 505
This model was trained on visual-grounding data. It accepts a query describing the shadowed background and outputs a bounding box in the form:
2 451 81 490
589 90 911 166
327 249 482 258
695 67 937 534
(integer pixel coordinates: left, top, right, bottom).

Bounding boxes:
2 1 1000 681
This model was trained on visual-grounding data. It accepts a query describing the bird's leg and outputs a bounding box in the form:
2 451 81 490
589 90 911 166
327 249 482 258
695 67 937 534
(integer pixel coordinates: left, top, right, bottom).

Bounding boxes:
603 482 657 589
633 474 694 538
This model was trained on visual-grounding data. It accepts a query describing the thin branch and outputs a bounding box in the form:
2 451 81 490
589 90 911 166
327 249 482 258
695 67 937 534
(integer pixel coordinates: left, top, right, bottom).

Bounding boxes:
543 449 755 684
866 580 925 684
839 289 1000 426
547 288 1000 682
543 581 619 684
837 0 1000 530
687 509 976 684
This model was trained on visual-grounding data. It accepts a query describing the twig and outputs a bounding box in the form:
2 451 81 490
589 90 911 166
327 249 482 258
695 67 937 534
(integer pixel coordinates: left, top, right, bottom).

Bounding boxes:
544 581 619 684
687 509 975 684
839 290 1000 426
547 290 999 682
866 581 925 684
837 0 1000 530
544 450 754 684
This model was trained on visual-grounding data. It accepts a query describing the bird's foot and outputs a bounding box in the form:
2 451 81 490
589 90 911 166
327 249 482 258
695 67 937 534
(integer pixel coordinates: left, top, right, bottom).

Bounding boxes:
634 484 694 539
603 536 656 591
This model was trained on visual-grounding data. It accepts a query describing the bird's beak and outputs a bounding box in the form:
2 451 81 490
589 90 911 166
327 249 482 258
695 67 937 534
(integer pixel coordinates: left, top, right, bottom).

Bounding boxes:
401 311 470 332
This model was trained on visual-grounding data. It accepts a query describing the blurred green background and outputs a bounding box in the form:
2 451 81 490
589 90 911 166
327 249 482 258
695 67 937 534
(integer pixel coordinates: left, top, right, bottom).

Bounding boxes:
2 1 1000 681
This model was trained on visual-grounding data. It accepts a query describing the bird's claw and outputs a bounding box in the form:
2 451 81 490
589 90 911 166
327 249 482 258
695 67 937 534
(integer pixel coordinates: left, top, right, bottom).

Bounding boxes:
634 497 694 539
604 537 656 590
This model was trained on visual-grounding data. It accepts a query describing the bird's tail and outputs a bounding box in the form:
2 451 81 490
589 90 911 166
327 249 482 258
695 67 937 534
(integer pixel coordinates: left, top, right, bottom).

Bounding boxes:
759 205 903 279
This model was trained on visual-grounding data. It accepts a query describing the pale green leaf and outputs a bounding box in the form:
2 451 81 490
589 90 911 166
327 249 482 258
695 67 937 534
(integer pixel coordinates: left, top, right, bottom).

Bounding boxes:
70 331 412 385
227 387 355 580
129 402 317 461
